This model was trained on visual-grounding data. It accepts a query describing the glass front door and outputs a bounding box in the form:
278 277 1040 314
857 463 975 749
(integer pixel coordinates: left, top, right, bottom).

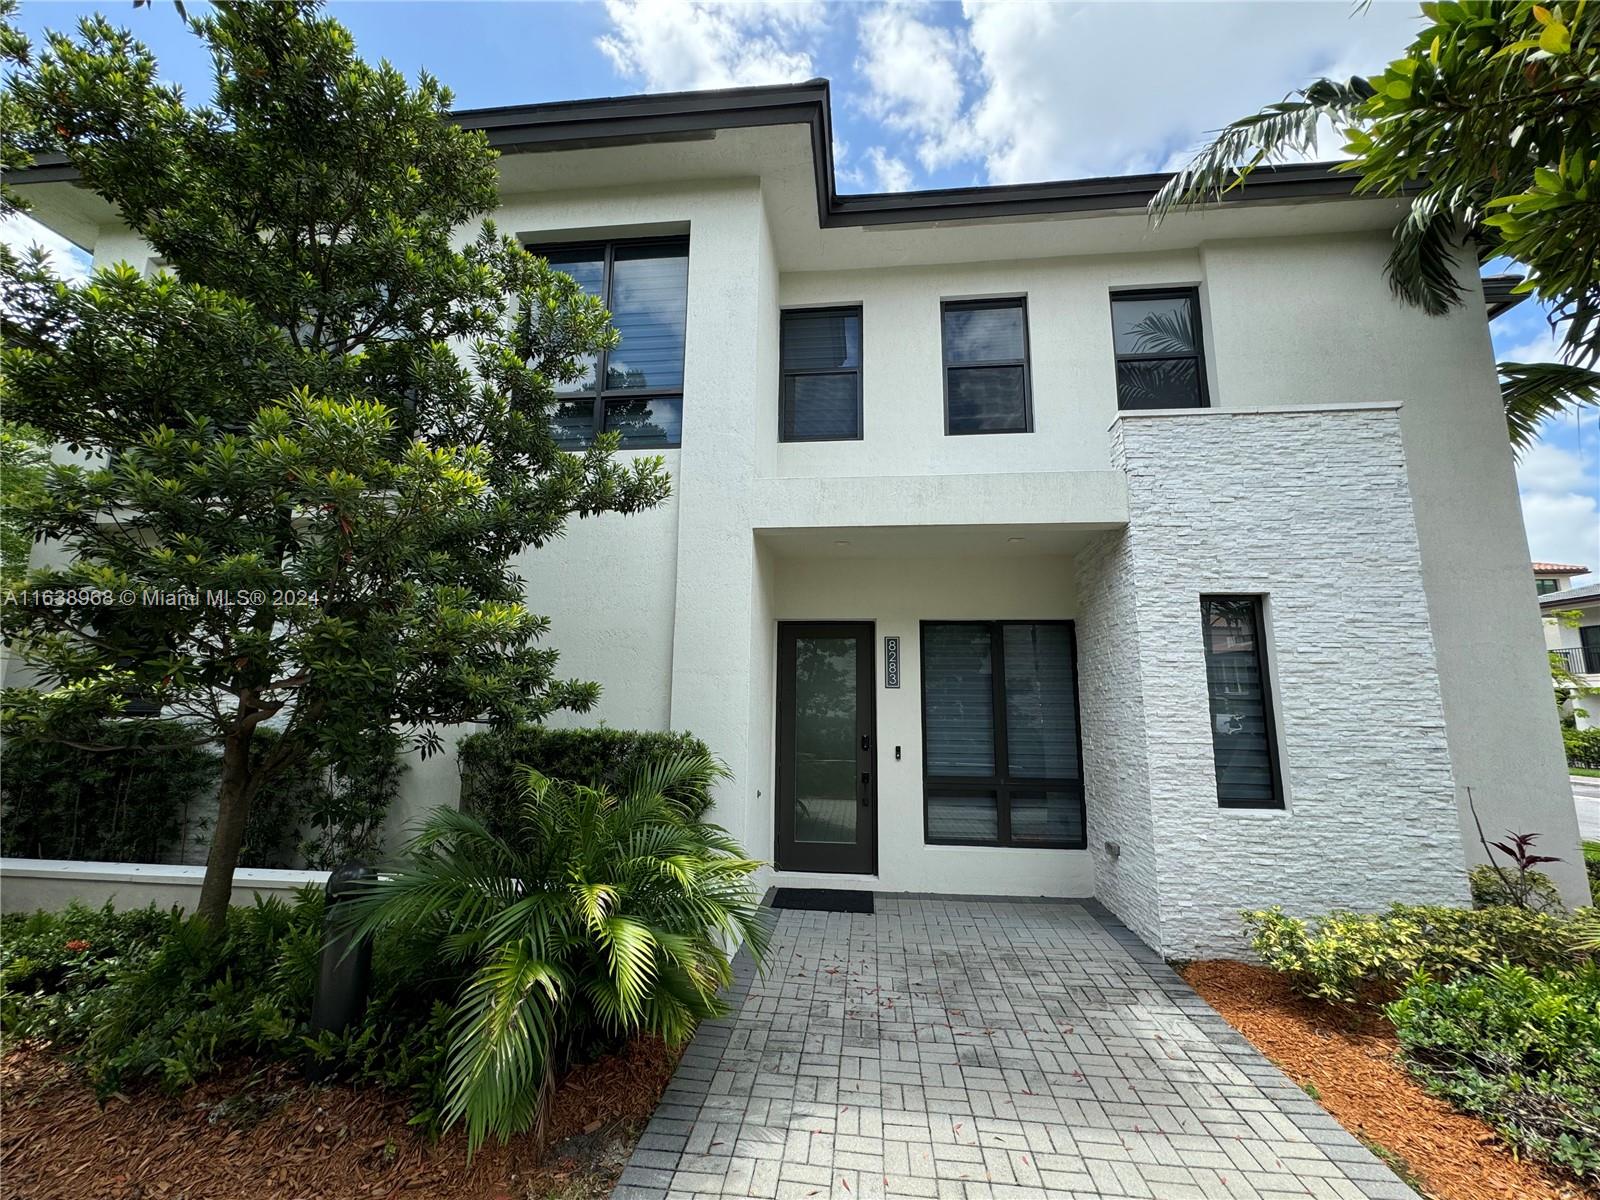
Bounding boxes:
776 622 876 873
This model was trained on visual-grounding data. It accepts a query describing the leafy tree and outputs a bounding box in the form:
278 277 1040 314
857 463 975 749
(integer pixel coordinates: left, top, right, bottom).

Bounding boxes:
1153 1 1600 448
0 421 46 588
0 1 670 928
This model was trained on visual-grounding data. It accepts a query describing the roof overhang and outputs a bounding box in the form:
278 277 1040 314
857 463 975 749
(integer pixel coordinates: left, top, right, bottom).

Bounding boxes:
2 77 1517 309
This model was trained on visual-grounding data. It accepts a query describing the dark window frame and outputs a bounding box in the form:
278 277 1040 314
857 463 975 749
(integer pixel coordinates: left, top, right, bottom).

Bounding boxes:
527 235 689 449
1535 577 1560 596
779 304 864 443
918 619 1086 849
940 297 1034 436
1110 286 1210 411
1199 594 1285 810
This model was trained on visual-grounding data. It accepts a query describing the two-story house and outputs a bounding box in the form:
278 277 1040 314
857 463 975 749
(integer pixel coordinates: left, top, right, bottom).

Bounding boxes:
14 81 1589 955
1544 575 1600 730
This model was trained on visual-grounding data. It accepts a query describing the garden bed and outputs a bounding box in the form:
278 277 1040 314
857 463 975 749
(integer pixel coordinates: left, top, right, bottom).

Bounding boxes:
0 1036 677 1200
1182 960 1592 1200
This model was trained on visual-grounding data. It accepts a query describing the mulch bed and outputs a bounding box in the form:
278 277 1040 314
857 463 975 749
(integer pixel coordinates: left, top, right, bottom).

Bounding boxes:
1182 960 1595 1200
0 1036 678 1200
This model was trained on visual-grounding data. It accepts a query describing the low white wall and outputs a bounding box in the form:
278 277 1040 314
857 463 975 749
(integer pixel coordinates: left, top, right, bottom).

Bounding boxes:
0 859 327 914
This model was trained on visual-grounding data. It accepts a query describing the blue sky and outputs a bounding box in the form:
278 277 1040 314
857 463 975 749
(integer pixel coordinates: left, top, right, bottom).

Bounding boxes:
5 0 1596 578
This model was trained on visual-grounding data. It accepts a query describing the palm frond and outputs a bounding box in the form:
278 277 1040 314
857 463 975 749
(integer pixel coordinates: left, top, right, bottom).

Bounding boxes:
1385 191 1467 317
1150 77 1373 223
1499 360 1600 452
1128 308 1197 356
443 936 565 1155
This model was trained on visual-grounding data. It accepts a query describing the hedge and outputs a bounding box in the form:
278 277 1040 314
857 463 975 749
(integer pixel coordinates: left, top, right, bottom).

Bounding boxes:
457 725 719 837
1566 727 1600 769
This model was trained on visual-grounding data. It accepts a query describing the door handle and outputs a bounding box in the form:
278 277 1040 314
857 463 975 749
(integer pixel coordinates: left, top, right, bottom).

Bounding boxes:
860 772 871 805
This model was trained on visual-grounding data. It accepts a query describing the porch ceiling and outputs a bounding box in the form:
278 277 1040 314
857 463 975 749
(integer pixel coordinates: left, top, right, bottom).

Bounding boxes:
757 523 1109 560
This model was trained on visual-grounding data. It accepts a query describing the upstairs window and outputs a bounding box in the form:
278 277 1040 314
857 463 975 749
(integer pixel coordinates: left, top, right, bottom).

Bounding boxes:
780 307 863 441
941 298 1032 434
1200 595 1284 808
1535 578 1560 595
536 238 689 449
1111 288 1208 410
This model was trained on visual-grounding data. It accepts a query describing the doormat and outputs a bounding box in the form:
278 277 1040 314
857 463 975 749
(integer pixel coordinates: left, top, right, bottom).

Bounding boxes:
771 888 874 914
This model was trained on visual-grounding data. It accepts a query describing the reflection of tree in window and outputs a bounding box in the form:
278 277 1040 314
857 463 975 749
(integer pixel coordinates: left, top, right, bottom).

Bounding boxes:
1113 290 1207 410
528 239 688 448
792 637 857 844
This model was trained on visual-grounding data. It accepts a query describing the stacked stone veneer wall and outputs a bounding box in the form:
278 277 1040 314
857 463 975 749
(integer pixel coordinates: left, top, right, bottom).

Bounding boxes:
1094 403 1467 958
1077 530 1162 949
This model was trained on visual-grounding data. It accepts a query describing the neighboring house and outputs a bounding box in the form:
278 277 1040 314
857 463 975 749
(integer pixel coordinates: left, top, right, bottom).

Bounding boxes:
1544 580 1600 731
10 81 1590 955
1535 560 1591 596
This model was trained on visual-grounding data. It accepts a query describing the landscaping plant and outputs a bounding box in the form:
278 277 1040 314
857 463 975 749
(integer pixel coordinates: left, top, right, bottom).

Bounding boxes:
1469 829 1567 914
0 893 462 1130
458 725 721 835
1242 904 1575 1004
1387 962 1600 1182
342 751 769 1152
0 0 669 930
1567 728 1600 770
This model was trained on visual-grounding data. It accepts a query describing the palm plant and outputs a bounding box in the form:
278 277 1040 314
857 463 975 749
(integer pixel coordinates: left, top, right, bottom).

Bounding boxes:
341 750 769 1153
1149 3 1600 450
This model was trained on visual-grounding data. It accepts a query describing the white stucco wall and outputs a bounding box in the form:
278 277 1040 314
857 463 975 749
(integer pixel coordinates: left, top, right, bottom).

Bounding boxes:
1107 404 1470 957
773 251 1205 480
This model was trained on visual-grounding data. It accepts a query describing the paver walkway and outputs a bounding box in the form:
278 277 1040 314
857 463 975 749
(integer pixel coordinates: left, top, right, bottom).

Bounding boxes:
614 896 1420 1200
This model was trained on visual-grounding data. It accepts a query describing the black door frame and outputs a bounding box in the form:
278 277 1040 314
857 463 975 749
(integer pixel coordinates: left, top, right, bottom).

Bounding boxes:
775 621 878 874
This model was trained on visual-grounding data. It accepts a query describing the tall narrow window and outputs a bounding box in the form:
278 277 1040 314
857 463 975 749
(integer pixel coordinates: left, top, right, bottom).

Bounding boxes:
1199 595 1284 808
920 621 1084 847
941 298 1031 434
1111 288 1208 410
780 307 863 441
535 238 689 449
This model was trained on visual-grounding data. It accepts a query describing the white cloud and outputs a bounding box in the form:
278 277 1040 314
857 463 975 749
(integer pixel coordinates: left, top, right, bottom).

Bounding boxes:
1 214 90 282
923 1 1422 184
865 145 913 193
597 0 825 92
1518 431 1600 583
854 3 967 171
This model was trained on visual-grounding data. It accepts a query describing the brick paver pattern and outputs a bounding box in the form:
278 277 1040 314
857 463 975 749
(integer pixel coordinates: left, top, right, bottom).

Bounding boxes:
614 897 1419 1200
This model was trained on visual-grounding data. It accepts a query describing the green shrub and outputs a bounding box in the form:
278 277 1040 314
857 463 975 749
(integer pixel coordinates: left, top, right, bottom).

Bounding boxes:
1586 842 1600 906
1565 727 1600 769
0 721 216 862
458 725 718 832
1 894 458 1128
343 750 768 1151
1242 904 1576 1004
0 722 404 869
1387 963 1600 1182
1469 864 1566 913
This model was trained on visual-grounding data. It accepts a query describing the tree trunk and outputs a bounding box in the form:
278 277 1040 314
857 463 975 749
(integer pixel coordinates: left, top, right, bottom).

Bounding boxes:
195 723 256 931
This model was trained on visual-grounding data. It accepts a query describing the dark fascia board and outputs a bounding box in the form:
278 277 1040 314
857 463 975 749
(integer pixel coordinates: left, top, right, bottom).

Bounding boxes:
445 81 1363 228
1482 273 1530 319
11 79 1362 229
11 79 1486 257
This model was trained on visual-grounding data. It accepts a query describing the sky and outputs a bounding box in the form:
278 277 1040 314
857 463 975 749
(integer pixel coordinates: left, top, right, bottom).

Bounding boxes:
3 0 1596 581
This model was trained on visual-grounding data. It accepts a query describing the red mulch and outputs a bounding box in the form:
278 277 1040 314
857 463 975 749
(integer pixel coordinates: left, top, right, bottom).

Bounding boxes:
0 1036 678 1200
1182 960 1596 1200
